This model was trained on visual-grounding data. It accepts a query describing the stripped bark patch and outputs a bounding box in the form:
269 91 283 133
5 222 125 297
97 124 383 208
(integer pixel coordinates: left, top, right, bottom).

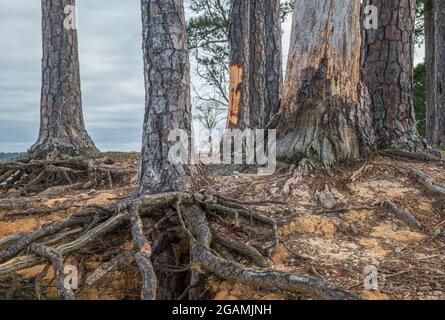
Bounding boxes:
227 64 244 129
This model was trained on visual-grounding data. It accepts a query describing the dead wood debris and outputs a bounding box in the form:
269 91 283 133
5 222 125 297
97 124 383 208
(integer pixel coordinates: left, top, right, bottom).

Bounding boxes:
0 155 136 196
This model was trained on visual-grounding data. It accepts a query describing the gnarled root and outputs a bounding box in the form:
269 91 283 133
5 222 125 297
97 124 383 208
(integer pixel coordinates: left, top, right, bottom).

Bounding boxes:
383 200 422 230
411 171 445 198
129 205 157 300
0 191 358 300
30 243 75 300
0 155 136 196
181 206 358 300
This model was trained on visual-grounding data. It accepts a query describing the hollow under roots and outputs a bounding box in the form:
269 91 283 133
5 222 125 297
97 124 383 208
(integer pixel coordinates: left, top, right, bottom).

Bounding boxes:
0 189 358 300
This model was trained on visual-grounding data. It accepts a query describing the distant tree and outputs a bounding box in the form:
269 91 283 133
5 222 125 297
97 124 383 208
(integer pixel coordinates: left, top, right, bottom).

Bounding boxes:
193 101 225 157
416 0 426 43
187 0 230 106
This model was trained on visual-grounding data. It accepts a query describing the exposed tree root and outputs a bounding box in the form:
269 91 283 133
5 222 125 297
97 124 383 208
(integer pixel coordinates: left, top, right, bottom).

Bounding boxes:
210 225 268 268
380 149 442 163
383 200 422 230
30 243 75 300
129 205 157 300
411 171 445 198
0 191 358 300
0 155 136 196
182 206 358 300
85 252 134 287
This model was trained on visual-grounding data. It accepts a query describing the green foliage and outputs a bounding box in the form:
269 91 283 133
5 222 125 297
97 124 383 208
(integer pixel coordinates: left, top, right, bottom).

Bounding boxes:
413 62 426 136
415 0 425 44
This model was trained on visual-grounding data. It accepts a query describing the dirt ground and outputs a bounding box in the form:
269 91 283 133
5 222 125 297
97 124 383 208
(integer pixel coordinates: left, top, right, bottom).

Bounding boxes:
1 152 444 300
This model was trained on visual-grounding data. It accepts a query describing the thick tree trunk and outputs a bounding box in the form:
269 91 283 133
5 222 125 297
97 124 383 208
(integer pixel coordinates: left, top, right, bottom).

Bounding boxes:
427 0 445 148
362 0 425 152
226 0 282 130
264 0 283 127
275 0 375 168
425 0 436 145
226 0 250 130
137 0 194 195
30 0 98 159
248 0 266 129
138 0 196 300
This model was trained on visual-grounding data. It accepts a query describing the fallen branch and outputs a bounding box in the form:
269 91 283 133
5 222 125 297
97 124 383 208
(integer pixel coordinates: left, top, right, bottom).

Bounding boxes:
383 201 422 230
411 171 445 197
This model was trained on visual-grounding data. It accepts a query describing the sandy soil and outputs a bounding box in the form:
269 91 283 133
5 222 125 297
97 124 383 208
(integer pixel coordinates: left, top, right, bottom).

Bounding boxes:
1 153 444 300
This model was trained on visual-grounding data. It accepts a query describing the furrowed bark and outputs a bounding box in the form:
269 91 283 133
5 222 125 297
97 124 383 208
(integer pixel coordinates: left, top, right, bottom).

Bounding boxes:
248 0 282 129
226 0 250 129
362 0 425 152
137 0 194 195
264 0 282 127
275 0 375 167
30 0 98 159
248 0 266 129
425 0 436 145
427 0 445 148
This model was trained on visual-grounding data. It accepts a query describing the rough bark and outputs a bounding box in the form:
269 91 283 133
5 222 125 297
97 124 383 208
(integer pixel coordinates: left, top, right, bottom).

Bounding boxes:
248 0 282 129
264 0 283 127
227 0 282 130
362 0 425 152
275 0 375 168
426 0 445 148
248 0 266 129
30 0 98 159
137 0 194 195
425 0 436 145
226 0 250 129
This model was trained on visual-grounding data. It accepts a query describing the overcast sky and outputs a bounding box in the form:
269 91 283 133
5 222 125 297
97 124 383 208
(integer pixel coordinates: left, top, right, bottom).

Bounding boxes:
0 1 425 153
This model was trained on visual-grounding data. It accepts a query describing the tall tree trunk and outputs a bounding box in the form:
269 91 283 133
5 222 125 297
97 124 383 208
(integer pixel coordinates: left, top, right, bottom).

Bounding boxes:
138 0 195 300
248 0 266 129
264 0 283 127
425 0 436 145
137 0 194 196
275 0 375 168
30 0 98 159
427 0 445 148
226 0 250 129
226 0 282 130
362 0 426 152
